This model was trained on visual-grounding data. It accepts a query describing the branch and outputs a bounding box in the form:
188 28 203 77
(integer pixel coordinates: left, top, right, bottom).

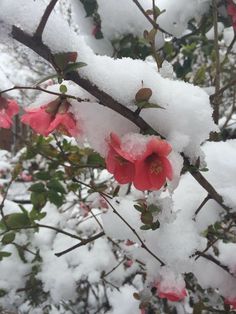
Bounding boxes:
34 0 59 40
55 231 105 257
0 85 84 101
11 26 231 212
196 251 233 276
194 194 211 217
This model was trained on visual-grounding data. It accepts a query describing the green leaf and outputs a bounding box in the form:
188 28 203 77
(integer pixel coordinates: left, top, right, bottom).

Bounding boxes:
29 183 46 193
59 84 68 94
151 220 160 230
141 212 153 225
35 171 51 181
2 232 15 245
87 152 105 167
140 224 151 230
0 251 11 261
5 213 31 229
48 190 64 207
134 205 144 212
31 192 47 210
47 180 66 194
29 208 46 222
63 62 87 74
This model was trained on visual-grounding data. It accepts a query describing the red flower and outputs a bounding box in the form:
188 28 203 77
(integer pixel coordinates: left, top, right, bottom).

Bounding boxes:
225 297 236 309
0 97 19 129
133 138 173 191
21 98 78 137
227 0 236 30
106 133 135 184
105 133 173 191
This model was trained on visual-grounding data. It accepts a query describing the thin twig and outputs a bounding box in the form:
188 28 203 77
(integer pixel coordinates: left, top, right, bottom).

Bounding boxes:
194 194 212 217
54 231 105 257
0 85 83 101
102 195 165 266
132 0 172 36
34 0 59 40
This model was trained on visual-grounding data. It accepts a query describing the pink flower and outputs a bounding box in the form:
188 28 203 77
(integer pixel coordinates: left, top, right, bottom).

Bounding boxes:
225 297 236 309
21 98 78 136
227 0 236 30
158 287 187 302
0 97 19 129
106 133 135 184
133 138 173 191
105 133 173 191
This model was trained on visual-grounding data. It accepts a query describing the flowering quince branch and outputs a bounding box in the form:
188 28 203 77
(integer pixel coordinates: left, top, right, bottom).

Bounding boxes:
10 25 232 212
0 85 84 102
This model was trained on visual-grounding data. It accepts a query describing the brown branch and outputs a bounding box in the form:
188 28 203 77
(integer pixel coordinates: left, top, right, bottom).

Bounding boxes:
0 85 83 101
195 251 233 276
34 0 59 40
54 231 105 257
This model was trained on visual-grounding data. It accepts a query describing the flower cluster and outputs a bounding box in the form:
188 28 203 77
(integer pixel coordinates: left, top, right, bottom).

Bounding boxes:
21 98 78 137
106 133 173 191
0 96 19 129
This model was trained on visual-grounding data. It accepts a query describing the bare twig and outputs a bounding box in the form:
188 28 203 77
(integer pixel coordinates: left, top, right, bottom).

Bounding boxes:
0 85 83 101
194 194 212 217
54 231 105 257
34 0 59 40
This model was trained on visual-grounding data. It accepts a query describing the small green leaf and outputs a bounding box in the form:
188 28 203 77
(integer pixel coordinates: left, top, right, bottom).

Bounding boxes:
59 84 67 94
48 190 64 207
5 213 31 229
134 205 144 212
64 62 87 74
151 220 160 230
29 208 46 222
29 183 46 193
31 192 47 210
2 232 15 245
140 224 151 230
141 212 153 225
47 180 66 194
0 251 11 261
35 171 51 180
